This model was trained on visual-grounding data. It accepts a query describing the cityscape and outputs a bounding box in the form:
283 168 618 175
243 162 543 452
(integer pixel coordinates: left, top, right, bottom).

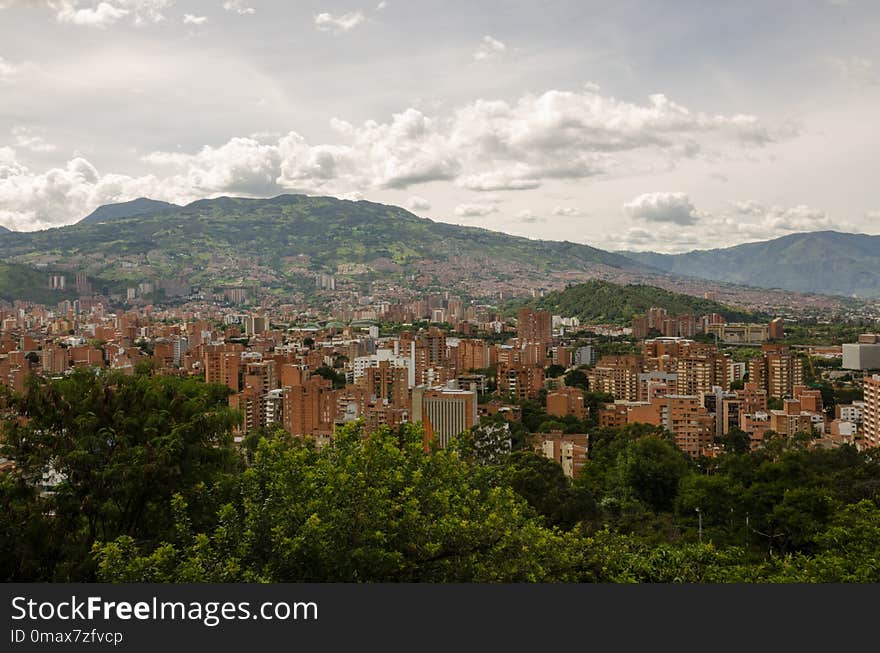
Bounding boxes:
2 1 880 588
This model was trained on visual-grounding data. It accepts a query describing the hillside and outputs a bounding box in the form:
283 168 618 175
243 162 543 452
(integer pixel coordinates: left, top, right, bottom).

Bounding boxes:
0 225 9 233
520 280 757 324
78 197 181 225
0 262 76 305
622 231 880 298
0 194 642 302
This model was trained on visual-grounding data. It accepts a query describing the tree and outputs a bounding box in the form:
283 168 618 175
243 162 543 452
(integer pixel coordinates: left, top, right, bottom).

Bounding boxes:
617 436 692 513
545 364 566 379
1 368 242 580
93 424 586 582
564 369 589 390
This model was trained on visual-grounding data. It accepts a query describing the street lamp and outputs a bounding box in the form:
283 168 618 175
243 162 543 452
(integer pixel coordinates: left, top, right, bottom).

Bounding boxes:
695 507 703 544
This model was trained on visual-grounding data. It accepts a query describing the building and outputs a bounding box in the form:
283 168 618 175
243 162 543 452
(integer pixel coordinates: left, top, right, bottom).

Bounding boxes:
863 375 880 449
574 345 597 367
546 386 586 420
412 386 478 449
534 431 589 478
588 355 641 401
769 318 785 340
517 307 552 345
749 345 804 399
706 323 770 344
842 335 880 370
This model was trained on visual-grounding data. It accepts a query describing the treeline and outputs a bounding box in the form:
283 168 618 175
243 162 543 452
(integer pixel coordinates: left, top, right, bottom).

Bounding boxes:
519 280 756 324
2 368 879 582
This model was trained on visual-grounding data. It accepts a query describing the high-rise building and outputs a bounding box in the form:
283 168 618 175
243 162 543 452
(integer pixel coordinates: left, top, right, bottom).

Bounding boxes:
749 345 803 399
517 307 552 345
863 375 880 449
842 335 880 370
412 386 478 449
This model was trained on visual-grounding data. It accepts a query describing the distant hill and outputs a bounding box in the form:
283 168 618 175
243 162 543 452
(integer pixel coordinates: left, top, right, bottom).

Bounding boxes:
0 262 76 305
622 231 880 298
0 194 643 302
0 225 9 233
79 197 181 225
520 280 757 324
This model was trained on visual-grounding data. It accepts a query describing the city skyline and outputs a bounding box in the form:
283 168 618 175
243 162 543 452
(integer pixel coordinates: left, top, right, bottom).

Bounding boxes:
1 0 879 252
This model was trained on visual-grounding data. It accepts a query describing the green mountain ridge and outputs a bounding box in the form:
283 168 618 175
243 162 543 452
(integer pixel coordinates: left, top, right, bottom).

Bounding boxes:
78 197 181 225
622 231 880 298
520 280 757 324
0 194 641 302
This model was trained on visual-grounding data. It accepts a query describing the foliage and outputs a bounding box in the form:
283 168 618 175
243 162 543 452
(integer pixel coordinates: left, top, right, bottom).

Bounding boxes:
521 280 754 324
93 424 585 582
0 369 242 580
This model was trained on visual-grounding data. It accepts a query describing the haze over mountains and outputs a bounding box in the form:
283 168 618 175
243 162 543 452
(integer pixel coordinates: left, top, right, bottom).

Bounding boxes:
622 231 880 299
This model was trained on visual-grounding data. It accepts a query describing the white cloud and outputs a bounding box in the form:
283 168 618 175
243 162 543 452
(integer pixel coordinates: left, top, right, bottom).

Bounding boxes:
515 209 544 224
830 56 878 87
314 11 365 34
732 200 838 233
375 1 387 10
623 192 701 225
222 0 253 15
474 35 507 61
0 87 788 230
49 1 173 27
0 55 19 80
454 203 498 218
408 196 430 211
551 206 584 217
12 126 57 152
183 13 206 25
0 151 175 231
458 166 540 191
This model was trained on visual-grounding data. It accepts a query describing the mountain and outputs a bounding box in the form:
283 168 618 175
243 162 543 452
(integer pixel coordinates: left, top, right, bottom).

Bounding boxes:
0 225 9 233
519 280 756 324
0 194 644 302
622 231 880 298
78 197 181 225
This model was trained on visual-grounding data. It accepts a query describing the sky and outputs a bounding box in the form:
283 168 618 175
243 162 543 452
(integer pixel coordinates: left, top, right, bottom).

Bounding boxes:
0 0 879 253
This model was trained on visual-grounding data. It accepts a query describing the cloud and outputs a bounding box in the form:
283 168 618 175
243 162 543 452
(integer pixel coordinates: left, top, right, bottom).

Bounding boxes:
0 86 788 230
515 209 545 224
830 56 878 87
314 11 364 34
551 206 585 217
408 196 430 211
182 13 206 25
458 166 540 191
222 0 253 15
0 151 175 231
474 35 506 61
11 126 57 152
0 55 19 80
624 192 701 225
454 203 498 218
48 0 173 27
375 1 387 10
732 200 838 233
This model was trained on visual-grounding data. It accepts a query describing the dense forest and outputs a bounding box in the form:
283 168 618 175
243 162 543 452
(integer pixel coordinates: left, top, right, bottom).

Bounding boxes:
520 280 757 324
2 368 879 582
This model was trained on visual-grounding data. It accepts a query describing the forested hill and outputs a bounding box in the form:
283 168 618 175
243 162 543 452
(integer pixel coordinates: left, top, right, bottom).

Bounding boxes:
520 280 757 323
